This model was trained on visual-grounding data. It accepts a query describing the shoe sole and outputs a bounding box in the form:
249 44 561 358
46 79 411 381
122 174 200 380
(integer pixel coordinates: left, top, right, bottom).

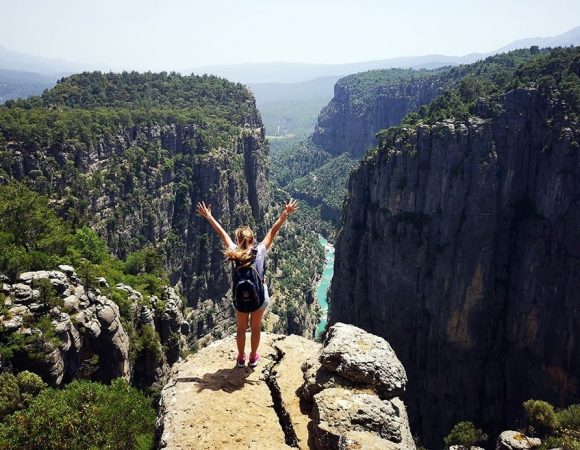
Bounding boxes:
248 357 260 367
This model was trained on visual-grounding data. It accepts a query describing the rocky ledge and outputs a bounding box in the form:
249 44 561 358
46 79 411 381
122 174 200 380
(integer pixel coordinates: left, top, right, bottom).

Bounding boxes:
157 322 415 449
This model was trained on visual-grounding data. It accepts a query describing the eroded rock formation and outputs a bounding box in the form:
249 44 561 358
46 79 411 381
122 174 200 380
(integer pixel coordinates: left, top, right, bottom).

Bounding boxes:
0 266 189 387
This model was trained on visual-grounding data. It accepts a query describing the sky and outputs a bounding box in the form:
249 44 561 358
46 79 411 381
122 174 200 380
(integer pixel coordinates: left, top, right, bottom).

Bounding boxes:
1 0 579 71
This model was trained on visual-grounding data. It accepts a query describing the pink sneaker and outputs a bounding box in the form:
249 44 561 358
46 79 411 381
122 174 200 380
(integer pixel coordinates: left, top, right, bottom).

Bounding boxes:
248 353 260 367
236 353 246 368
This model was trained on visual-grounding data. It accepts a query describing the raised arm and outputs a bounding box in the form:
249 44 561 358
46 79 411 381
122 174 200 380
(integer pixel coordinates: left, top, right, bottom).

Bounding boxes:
262 199 299 250
196 201 235 249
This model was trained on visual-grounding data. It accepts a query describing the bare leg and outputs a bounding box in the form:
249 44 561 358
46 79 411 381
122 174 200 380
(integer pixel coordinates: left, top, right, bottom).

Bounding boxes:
249 308 265 357
236 311 250 357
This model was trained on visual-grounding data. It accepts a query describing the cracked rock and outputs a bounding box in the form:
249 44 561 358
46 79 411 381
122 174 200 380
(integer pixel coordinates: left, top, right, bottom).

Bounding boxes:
313 387 403 448
320 322 407 398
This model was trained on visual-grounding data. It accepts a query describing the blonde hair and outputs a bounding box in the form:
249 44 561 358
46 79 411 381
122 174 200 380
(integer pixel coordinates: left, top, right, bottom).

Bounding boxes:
224 226 255 267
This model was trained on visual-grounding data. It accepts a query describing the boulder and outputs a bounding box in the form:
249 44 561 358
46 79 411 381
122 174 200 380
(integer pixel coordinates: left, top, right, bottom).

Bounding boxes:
301 355 357 402
19 270 68 293
63 295 80 312
496 430 542 450
12 283 34 303
58 265 76 276
312 388 403 446
319 322 407 398
1 283 11 294
2 315 23 332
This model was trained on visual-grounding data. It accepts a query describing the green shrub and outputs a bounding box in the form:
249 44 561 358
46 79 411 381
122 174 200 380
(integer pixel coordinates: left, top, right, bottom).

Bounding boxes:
524 399 558 437
541 428 580 450
131 324 162 366
0 372 20 419
31 278 63 307
443 421 488 448
0 378 155 450
557 404 580 430
15 371 47 406
0 371 46 420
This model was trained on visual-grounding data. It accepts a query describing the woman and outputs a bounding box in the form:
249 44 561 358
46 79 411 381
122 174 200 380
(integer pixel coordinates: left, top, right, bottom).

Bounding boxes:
196 199 299 367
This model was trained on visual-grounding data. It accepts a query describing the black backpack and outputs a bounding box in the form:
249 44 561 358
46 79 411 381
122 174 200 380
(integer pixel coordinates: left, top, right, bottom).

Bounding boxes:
232 248 265 313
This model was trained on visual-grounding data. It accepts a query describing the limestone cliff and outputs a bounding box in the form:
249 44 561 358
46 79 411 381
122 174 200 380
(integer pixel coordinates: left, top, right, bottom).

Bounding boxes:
312 69 446 158
157 323 415 449
330 81 580 446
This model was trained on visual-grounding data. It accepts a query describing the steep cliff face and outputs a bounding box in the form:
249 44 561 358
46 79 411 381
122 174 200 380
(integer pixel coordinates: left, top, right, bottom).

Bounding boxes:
312 70 446 157
330 82 580 446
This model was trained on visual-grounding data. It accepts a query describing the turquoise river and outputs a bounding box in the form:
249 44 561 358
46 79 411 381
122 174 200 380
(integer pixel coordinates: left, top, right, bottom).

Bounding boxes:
315 236 335 338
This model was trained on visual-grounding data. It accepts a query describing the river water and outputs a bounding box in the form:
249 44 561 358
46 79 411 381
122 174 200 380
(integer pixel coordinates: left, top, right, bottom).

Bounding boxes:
315 236 335 338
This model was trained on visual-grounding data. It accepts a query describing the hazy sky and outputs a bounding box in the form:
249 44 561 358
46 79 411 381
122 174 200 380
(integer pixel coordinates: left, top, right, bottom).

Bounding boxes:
1 0 579 71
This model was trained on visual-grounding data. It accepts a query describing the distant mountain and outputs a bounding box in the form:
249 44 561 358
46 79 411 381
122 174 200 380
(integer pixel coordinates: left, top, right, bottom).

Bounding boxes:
1 26 578 106
247 76 340 105
191 56 473 84
191 26 580 83
0 46 97 74
0 69 59 102
494 25 580 53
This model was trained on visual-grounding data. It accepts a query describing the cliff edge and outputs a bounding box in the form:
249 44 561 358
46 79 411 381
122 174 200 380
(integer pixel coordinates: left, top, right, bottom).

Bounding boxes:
157 323 415 449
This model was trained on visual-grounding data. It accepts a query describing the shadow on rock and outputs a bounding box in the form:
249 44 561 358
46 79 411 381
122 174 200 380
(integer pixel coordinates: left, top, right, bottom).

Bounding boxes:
176 367 259 393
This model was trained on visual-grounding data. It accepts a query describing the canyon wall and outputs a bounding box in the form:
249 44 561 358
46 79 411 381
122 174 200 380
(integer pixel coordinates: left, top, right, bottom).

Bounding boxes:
329 85 580 446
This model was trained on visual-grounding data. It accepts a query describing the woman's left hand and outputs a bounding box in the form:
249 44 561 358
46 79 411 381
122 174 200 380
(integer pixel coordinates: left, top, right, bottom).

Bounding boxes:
284 199 299 215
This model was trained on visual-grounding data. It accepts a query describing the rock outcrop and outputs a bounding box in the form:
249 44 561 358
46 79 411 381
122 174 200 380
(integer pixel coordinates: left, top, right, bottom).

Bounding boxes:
496 430 541 450
0 266 188 387
330 84 580 446
157 323 414 449
312 71 446 158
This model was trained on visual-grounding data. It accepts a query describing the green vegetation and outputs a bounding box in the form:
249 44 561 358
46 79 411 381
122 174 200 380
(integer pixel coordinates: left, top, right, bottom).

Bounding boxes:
524 399 559 437
336 68 447 114
0 181 172 367
397 47 579 128
270 138 331 187
6 71 253 124
130 324 162 366
442 400 580 449
0 378 156 450
270 138 357 239
261 97 329 138
0 314 61 362
0 371 47 420
522 399 580 449
443 421 488 448
0 181 168 295
288 152 357 213
0 71 258 261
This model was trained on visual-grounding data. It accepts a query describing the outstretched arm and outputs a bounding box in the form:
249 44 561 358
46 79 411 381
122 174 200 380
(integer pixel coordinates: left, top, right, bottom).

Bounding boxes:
262 199 299 250
196 201 235 249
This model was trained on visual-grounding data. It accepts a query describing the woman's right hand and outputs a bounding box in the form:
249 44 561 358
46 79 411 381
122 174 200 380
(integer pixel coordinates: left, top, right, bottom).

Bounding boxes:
196 201 212 219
